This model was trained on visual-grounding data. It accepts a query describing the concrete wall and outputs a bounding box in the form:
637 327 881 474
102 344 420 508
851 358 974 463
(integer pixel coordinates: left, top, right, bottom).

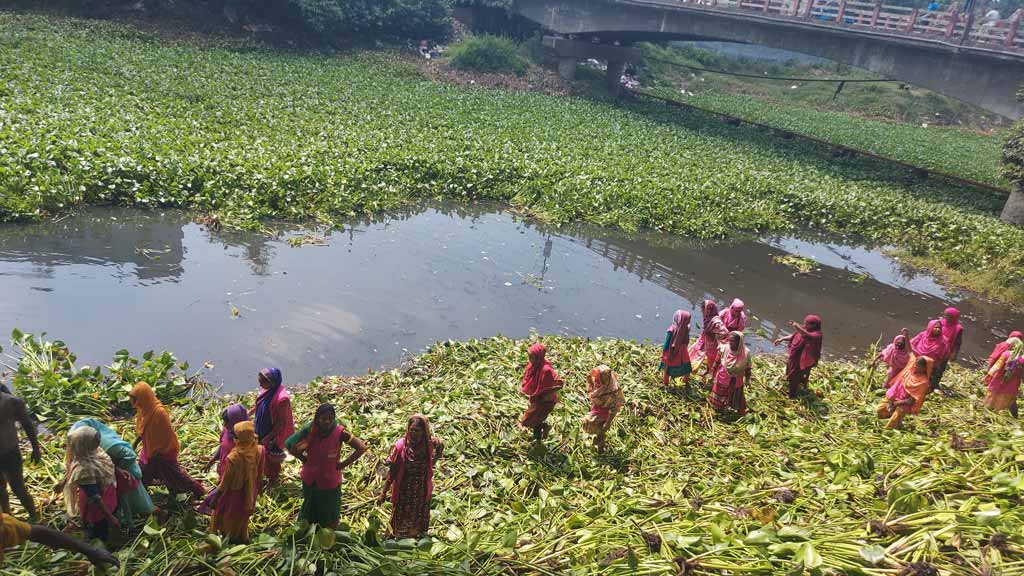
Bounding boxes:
513 0 1024 119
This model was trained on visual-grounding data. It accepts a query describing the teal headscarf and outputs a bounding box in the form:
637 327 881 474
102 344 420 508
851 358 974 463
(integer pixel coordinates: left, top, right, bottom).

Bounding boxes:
70 418 143 479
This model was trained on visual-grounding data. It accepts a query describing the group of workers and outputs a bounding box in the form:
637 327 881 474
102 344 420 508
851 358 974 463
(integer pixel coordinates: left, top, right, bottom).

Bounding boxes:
0 299 1021 568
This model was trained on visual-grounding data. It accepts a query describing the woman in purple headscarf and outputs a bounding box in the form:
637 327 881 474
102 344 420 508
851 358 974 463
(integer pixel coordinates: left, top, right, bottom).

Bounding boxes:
249 368 294 486
660 310 693 388
197 404 250 514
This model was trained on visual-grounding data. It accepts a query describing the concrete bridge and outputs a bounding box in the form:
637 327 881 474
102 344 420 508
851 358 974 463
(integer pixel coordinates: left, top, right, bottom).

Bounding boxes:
513 0 1024 119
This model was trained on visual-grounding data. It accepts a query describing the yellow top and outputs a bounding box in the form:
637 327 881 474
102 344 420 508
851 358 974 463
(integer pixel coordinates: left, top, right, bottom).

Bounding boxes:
1 513 32 562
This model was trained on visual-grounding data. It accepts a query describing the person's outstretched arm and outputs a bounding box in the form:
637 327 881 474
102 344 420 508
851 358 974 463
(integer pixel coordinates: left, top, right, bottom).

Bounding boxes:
28 523 119 567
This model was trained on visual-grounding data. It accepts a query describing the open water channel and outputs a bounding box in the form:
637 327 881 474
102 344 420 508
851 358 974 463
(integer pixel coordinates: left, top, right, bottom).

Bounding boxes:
1 204 1019 393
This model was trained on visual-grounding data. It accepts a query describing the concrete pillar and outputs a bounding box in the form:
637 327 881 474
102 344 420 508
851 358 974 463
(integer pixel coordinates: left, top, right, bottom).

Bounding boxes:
1001 184 1024 227
557 57 576 80
606 59 626 93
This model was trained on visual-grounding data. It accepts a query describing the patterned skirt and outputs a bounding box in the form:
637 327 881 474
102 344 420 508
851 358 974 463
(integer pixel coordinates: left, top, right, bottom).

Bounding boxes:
391 458 430 539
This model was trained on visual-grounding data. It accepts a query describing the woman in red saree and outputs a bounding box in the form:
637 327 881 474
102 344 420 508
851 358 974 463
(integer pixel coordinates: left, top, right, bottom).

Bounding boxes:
910 320 948 391
520 343 563 442
689 300 728 378
874 331 911 384
379 414 443 539
930 307 963 390
985 337 1024 416
211 421 263 543
987 331 1023 370
659 310 692 388
708 332 751 415
720 298 747 333
775 315 823 398
252 368 294 486
582 365 626 453
877 356 932 429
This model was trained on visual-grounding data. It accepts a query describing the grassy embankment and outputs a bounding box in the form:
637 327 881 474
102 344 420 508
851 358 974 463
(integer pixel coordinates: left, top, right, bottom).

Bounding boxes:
638 43 1010 189
0 12 1022 306
4 332 1024 575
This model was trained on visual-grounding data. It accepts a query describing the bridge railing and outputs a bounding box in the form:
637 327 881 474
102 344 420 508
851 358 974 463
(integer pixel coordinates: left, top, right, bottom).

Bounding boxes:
672 0 1021 50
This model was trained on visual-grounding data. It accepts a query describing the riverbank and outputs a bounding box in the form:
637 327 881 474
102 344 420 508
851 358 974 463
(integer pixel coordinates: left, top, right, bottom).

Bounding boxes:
5 335 1023 575
1 11 1022 310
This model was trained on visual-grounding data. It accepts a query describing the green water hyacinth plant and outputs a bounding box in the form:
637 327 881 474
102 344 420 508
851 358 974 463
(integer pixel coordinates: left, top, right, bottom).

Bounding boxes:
0 13 1023 305
3 334 1024 575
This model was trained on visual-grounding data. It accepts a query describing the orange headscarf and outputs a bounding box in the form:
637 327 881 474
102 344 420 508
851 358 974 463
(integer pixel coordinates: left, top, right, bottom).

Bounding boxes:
894 356 933 414
131 382 179 459
220 421 261 510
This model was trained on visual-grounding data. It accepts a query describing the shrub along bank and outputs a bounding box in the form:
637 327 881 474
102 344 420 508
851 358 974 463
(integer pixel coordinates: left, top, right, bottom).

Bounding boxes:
0 13 1022 305
4 333 1023 575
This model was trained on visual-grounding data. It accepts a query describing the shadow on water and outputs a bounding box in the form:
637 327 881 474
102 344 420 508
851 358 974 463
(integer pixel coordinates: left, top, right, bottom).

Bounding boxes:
0 203 1020 393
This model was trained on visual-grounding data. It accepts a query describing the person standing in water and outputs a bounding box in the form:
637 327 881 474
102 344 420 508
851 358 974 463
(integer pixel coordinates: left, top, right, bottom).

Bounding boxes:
0 389 39 521
252 368 294 487
519 344 563 442
286 404 367 529
660 310 693 389
379 414 443 539
775 315 823 398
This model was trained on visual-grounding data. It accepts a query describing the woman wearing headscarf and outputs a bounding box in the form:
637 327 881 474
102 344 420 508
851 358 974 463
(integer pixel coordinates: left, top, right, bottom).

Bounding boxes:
659 310 693 388
379 414 443 539
873 330 911 385
987 331 1023 370
519 343 563 442
689 300 729 377
774 315 823 398
197 404 250 515
251 368 294 486
877 356 933 429
286 404 367 529
709 332 751 415
930 307 964 390
68 419 154 526
582 365 626 453
985 337 1024 416
130 382 206 500
720 298 747 333
62 428 119 542
910 320 948 390
211 421 263 543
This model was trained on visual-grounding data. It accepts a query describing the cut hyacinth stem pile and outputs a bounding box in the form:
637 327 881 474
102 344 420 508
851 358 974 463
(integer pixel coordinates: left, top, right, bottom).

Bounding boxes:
3 332 1023 575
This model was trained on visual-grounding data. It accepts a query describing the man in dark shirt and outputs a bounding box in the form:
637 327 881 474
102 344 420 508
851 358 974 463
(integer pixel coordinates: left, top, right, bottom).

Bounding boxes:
0 389 40 520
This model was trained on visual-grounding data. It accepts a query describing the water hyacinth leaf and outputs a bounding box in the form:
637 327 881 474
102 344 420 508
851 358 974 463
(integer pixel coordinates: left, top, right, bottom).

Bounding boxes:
858 544 886 565
794 542 823 569
745 528 778 545
778 526 812 540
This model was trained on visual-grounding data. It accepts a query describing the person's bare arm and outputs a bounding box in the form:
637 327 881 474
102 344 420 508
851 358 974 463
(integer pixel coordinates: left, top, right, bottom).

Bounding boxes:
14 398 40 462
29 523 119 567
338 436 368 470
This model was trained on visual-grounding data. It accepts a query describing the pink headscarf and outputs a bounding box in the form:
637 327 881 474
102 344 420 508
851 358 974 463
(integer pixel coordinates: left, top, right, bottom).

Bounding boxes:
910 319 949 361
880 334 911 381
667 310 691 352
789 314 822 371
521 343 562 397
941 307 962 348
720 298 746 332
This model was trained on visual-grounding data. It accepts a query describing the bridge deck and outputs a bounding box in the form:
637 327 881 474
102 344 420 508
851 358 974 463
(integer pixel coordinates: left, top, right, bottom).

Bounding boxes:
625 0 1022 52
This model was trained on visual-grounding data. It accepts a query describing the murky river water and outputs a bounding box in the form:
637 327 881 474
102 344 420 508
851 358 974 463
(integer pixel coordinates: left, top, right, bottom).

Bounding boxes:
0 205 1018 393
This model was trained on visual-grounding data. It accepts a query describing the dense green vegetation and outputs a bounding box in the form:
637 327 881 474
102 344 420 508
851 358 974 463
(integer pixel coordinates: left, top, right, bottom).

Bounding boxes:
639 43 1009 189
6 333 1024 574
1 13 1022 305
448 35 529 75
1003 88 1024 187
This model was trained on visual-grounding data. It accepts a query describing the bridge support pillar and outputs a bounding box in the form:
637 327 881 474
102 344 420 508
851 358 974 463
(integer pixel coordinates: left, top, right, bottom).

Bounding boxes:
606 59 626 93
557 57 576 80
543 36 640 89
1001 184 1024 227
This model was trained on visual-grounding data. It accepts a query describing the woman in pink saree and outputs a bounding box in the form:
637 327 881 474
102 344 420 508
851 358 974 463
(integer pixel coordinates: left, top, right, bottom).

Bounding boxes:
688 300 728 378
